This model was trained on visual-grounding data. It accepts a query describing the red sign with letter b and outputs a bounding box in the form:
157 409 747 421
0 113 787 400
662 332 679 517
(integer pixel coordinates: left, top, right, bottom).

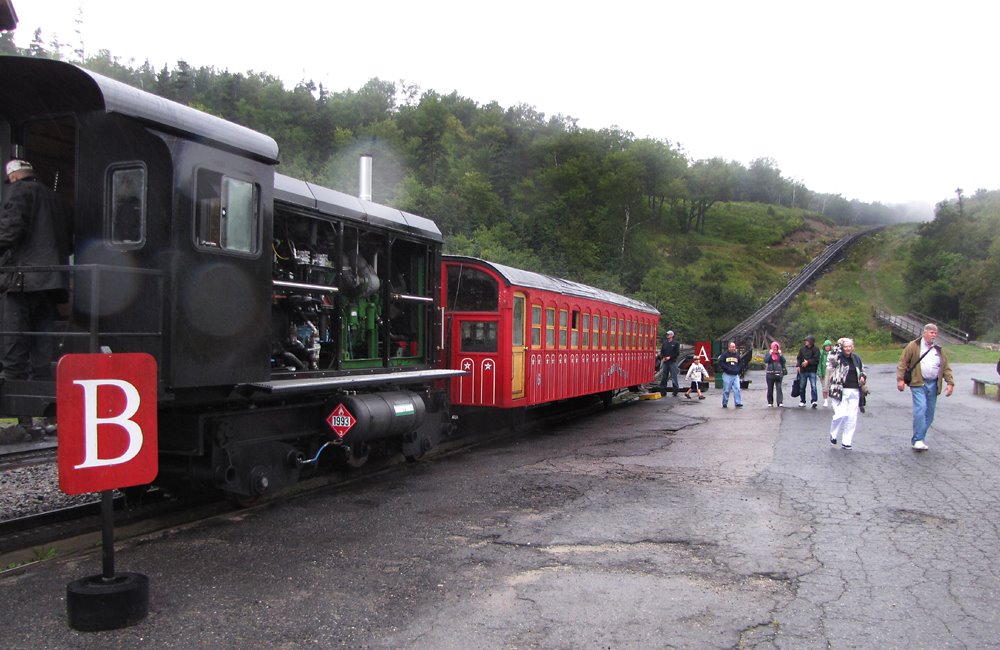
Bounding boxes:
57 353 158 495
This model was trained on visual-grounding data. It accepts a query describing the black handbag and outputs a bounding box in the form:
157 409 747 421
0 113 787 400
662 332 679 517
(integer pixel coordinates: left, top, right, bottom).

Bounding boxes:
790 373 801 398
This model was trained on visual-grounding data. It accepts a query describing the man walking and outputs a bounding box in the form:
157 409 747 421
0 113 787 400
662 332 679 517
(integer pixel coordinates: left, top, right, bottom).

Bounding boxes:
796 335 821 408
718 340 743 408
897 323 954 451
658 330 680 397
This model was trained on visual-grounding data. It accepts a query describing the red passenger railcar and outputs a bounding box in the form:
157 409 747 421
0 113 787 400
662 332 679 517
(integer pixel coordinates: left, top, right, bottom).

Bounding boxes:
442 256 660 411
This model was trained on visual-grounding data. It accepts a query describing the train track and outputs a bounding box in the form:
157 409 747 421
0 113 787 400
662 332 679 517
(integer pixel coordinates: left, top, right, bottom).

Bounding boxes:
0 393 635 569
0 445 57 471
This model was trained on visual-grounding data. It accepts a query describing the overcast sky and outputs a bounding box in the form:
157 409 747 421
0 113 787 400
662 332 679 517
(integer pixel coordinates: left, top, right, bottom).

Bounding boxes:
8 0 997 207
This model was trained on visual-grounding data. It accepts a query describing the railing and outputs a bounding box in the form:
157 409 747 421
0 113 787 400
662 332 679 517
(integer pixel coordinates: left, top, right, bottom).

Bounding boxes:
720 227 880 344
0 263 165 355
908 310 969 342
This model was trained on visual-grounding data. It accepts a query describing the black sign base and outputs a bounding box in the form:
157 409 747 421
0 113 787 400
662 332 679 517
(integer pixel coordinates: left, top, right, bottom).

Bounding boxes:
66 572 149 631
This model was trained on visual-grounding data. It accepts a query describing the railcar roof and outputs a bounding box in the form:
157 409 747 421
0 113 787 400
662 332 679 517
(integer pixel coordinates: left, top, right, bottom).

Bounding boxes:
444 256 659 315
0 56 279 164
274 174 443 242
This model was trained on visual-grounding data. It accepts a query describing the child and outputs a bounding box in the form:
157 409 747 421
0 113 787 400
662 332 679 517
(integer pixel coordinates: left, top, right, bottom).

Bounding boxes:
820 339 833 407
684 357 710 400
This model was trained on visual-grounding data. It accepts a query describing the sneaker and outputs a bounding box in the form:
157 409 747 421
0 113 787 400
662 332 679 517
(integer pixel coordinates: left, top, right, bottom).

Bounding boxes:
722 404 728 408
735 404 743 409
798 402 805 408
811 402 817 409
830 436 837 445
823 399 829 407
841 444 852 450
912 440 929 451
767 403 773 407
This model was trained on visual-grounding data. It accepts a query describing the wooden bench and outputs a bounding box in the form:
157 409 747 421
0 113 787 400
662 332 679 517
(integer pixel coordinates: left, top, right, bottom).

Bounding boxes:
971 377 1000 401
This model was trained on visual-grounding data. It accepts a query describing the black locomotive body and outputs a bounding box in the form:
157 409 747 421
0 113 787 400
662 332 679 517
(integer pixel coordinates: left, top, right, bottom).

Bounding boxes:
0 56 460 499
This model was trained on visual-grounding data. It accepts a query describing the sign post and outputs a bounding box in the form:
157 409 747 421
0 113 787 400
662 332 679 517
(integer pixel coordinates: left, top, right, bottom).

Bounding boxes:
57 353 158 632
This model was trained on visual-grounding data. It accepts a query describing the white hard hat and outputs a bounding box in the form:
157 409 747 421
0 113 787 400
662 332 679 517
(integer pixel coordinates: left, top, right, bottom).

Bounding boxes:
5 159 33 176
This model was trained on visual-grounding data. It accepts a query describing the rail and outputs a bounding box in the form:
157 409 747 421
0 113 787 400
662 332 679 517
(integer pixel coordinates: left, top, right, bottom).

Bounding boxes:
0 264 165 354
720 227 880 344
908 310 969 342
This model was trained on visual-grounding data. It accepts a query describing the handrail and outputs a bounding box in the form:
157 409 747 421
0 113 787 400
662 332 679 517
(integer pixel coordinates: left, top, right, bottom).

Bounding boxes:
0 263 165 355
907 310 969 342
720 227 880 343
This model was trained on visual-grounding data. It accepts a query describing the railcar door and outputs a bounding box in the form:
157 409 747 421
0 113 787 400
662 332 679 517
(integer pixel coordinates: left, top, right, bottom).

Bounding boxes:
511 293 526 399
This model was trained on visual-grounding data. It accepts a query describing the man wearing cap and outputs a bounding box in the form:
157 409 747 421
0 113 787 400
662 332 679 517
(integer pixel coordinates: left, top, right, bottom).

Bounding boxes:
0 159 72 436
796 335 821 408
657 330 681 397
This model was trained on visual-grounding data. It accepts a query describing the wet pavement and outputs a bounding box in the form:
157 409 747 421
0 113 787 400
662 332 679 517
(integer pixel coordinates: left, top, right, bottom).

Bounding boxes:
1 363 999 649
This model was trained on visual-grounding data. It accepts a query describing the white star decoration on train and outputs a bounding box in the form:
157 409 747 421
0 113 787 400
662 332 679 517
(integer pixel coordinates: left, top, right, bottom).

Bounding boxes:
484 361 493 370
463 361 471 370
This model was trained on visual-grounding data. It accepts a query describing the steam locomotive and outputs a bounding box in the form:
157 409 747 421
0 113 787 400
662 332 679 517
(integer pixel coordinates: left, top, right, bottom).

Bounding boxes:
0 56 657 502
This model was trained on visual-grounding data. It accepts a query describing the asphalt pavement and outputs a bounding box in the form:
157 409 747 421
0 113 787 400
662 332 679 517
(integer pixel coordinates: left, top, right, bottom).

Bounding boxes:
1 363 998 649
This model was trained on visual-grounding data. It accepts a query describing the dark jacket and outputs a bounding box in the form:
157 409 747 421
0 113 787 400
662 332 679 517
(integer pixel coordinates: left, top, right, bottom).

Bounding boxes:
0 176 71 293
764 353 787 377
796 343 821 373
659 338 680 363
717 348 742 375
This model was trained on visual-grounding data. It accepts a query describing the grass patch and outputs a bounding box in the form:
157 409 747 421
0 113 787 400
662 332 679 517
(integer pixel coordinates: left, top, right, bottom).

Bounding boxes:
855 344 998 364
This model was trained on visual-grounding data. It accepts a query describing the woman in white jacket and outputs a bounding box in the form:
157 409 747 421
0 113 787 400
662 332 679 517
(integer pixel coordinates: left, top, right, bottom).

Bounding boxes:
684 358 710 400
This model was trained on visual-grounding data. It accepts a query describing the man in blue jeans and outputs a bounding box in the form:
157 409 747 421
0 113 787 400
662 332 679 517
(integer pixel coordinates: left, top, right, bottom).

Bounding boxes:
796 335 821 408
658 330 680 397
896 323 954 451
717 340 743 408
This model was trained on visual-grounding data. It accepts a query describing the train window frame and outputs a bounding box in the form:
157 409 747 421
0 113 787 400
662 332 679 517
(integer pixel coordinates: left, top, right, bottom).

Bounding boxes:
460 320 499 353
105 163 147 249
559 309 568 349
602 316 609 349
545 307 555 348
609 317 617 350
571 309 580 349
446 264 500 312
582 313 591 349
194 168 261 256
531 304 542 347
619 318 625 349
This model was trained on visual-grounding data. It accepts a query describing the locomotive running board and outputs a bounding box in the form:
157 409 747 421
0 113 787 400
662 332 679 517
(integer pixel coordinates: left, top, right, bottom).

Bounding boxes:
239 369 468 395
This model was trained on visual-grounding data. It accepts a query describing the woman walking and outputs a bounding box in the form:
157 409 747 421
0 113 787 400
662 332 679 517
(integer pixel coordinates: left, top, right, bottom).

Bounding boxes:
825 338 866 449
764 341 787 407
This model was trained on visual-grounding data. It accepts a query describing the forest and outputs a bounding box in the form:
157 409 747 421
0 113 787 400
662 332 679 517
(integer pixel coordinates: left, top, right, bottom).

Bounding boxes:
2 31 997 341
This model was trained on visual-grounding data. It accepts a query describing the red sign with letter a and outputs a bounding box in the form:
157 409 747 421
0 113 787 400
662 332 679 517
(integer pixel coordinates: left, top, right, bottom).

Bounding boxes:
57 353 158 495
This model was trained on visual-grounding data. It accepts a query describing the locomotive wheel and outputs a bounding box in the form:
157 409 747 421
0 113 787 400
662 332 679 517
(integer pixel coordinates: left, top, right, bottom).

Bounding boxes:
345 441 370 468
66 572 149 631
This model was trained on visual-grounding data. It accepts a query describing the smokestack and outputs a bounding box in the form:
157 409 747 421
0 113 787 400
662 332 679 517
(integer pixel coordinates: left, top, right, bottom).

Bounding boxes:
358 154 373 201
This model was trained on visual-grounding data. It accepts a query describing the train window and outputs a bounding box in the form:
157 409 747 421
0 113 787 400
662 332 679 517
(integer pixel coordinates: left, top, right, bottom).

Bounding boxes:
559 309 568 348
107 165 146 247
619 318 625 349
531 305 542 346
582 313 590 348
460 321 498 353
512 296 525 347
602 317 609 349
195 170 260 254
446 265 499 312
545 308 555 347
609 318 617 350
571 310 580 348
